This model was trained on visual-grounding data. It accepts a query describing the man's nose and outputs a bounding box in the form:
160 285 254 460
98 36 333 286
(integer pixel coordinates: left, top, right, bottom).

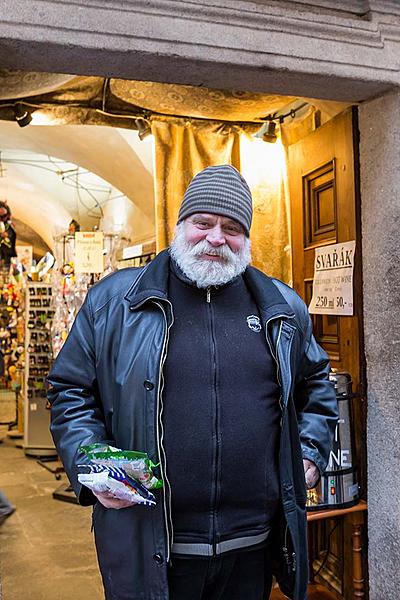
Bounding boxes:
206 225 226 246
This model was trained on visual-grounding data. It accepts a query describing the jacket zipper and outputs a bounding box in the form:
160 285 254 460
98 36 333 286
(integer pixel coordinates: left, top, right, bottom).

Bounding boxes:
282 523 297 573
206 286 219 554
265 316 285 413
265 314 296 574
265 313 296 411
153 300 175 563
283 523 290 568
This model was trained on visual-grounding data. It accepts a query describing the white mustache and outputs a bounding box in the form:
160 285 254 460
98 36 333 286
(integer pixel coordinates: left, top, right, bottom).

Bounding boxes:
190 240 233 260
170 222 251 288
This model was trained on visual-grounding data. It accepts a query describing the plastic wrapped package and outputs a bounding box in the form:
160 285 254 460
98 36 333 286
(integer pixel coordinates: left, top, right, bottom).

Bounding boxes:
78 464 156 507
78 443 163 508
80 443 163 490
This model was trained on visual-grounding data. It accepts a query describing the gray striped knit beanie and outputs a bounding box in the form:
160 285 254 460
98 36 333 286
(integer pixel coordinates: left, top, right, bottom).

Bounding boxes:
178 165 253 235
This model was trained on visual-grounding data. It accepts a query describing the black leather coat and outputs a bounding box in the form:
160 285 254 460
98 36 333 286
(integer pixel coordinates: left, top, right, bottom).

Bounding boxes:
47 250 338 600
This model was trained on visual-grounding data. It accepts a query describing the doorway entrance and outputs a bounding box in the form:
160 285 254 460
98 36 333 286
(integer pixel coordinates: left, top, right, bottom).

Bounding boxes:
0 71 366 600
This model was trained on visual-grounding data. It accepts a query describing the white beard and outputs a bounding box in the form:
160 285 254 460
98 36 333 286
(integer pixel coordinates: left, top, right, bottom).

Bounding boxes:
170 222 251 288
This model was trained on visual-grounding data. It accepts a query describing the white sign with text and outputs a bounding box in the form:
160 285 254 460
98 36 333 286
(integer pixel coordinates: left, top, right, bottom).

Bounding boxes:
75 231 104 273
309 241 356 316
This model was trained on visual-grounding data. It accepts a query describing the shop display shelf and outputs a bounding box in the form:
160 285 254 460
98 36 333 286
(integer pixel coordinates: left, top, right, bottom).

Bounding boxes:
24 282 56 458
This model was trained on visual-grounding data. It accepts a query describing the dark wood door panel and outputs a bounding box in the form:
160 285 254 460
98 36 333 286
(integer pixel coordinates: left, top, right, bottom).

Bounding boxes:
303 161 337 249
288 108 360 389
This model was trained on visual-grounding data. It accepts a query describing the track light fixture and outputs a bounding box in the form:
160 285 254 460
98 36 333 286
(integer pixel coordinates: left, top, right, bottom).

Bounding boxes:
254 102 309 143
254 120 277 143
134 118 151 141
13 104 32 128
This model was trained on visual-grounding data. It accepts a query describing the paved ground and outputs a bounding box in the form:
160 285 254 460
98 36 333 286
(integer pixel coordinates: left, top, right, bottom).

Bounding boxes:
0 428 103 600
0 390 16 427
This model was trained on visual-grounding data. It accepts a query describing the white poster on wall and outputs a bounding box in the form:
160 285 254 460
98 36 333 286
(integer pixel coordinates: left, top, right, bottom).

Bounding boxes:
75 232 104 273
309 241 356 316
16 244 33 271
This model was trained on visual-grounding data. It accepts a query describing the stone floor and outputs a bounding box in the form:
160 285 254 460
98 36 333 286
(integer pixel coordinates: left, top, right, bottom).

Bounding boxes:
0 428 103 600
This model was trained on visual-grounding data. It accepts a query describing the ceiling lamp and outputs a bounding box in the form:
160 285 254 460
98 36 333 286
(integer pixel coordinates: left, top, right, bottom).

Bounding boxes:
254 121 277 143
13 104 32 128
135 118 151 141
30 111 57 126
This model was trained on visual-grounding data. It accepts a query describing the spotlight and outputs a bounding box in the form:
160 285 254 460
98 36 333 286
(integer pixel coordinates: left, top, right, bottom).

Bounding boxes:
134 118 151 141
13 104 32 128
254 121 277 143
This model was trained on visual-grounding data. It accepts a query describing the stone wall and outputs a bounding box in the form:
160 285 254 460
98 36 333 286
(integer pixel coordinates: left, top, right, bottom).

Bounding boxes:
359 90 400 598
238 0 369 16
0 1 398 102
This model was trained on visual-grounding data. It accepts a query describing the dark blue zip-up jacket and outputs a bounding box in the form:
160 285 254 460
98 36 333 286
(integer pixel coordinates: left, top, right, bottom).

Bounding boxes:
47 250 338 600
164 262 281 555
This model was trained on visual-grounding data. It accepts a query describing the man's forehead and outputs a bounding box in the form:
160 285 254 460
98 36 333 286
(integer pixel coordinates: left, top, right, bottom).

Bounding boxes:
189 213 242 226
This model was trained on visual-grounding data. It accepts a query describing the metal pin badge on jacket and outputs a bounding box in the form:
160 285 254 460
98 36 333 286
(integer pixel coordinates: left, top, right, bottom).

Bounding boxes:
246 315 262 332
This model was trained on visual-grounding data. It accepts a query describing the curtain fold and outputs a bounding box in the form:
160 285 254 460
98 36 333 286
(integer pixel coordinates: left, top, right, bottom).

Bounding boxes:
240 134 292 284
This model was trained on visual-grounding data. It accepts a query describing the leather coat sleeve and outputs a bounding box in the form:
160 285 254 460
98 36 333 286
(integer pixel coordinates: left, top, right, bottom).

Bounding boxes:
295 309 338 475
46 293 107 505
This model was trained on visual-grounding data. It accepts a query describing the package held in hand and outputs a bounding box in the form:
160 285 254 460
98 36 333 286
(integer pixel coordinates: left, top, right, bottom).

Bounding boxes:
78 464 156 507
80 443 163 490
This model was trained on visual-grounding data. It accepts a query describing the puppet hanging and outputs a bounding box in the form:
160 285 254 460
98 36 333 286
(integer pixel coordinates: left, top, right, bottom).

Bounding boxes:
0 201 17 267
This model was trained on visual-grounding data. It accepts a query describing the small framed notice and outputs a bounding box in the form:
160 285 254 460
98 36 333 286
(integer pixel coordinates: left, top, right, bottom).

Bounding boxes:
75 232 104 274
309 241 356 316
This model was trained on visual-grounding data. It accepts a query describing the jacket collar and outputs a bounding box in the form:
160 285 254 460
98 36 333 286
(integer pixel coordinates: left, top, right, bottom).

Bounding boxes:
243 266 295 322
124 249 171 308
125 249 295 322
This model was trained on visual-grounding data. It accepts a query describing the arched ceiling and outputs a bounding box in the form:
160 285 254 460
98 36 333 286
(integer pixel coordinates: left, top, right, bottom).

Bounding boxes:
13 217 51 258
0 121 155 250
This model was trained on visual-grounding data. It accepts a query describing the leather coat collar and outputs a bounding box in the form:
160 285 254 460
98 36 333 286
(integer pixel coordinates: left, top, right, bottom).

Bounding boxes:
124 249 295 321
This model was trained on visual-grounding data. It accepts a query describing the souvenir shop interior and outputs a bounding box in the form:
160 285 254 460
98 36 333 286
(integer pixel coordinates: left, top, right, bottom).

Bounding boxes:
0 71 367 600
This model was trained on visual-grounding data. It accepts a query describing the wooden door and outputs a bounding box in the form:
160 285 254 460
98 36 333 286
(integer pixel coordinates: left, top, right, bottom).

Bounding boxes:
287 107 366 600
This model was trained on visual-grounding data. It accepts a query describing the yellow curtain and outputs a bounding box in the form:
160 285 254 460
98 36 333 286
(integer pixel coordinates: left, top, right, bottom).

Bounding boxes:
240 134 292 284
152 117 240 251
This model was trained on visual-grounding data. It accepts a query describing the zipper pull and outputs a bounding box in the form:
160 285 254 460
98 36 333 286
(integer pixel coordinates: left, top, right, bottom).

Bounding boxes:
282 546 290 573
292 552 297 572
206 287 211 303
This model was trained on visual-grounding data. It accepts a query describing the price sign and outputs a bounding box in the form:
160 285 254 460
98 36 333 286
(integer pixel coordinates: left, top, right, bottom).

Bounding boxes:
75 231 104 274
309 241 355 316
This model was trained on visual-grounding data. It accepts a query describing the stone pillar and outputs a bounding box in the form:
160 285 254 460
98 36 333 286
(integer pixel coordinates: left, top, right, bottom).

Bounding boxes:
359 90 400 598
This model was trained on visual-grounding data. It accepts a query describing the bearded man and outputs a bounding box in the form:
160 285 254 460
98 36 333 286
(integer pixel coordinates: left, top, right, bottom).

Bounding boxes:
48 165 337 600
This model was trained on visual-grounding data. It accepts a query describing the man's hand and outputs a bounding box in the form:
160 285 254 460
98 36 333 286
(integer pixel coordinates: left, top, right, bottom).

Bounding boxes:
93 490 138 510
303 459 319 489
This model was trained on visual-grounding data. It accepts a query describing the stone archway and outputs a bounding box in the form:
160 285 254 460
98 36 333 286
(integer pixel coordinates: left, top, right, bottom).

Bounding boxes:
0 1 398 102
